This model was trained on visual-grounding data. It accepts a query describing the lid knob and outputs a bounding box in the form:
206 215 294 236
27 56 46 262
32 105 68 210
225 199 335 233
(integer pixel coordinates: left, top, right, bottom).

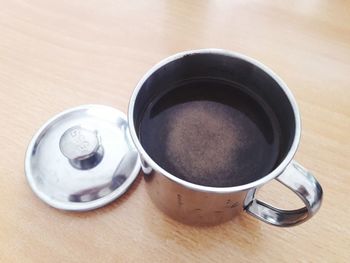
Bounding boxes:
59 126 104 170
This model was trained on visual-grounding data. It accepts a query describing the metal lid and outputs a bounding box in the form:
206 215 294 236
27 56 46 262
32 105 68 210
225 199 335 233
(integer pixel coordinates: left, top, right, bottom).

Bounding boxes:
25 105 141 211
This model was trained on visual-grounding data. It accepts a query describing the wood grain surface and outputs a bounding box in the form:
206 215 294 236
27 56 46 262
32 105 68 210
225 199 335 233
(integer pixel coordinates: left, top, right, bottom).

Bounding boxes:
0 1 349 262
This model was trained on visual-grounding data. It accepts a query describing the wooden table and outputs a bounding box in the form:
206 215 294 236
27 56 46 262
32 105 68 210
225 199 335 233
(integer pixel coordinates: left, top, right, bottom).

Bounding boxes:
0 1 349 262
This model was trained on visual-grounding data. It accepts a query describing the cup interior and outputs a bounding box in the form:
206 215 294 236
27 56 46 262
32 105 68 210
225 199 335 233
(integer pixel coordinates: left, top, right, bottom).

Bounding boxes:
131 51 298 185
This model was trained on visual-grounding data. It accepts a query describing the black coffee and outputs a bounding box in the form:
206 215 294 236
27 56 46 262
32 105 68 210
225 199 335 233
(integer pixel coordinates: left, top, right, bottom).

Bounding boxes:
139 78 281 187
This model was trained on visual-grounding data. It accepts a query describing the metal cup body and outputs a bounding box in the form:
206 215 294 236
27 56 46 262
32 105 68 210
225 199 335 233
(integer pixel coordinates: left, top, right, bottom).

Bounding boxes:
128 49 302 225
143 164 249 225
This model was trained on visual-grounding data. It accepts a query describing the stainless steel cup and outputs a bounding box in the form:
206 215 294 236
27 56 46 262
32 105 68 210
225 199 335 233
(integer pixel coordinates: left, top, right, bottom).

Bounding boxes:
128 49 323 227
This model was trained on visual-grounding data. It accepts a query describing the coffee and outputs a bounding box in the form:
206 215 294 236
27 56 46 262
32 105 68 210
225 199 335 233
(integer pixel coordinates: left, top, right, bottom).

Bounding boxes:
139 78 281 187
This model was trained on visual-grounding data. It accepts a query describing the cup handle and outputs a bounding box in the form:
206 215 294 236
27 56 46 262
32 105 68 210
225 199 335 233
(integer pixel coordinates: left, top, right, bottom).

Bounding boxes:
245 160 323 227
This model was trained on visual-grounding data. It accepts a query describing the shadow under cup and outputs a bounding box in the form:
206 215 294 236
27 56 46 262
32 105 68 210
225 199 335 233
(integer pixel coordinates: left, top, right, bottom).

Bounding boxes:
132 52 296 188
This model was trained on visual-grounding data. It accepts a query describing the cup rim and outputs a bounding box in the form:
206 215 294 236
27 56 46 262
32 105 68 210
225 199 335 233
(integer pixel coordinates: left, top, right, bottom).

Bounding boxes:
128 48 301 193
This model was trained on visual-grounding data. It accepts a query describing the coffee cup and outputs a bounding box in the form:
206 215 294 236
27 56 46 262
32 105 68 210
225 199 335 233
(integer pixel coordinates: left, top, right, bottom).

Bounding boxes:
128 49 323 226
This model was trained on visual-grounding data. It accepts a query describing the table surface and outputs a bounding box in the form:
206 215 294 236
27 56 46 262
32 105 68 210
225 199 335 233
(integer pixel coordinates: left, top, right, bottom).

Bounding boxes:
0 1 349 262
